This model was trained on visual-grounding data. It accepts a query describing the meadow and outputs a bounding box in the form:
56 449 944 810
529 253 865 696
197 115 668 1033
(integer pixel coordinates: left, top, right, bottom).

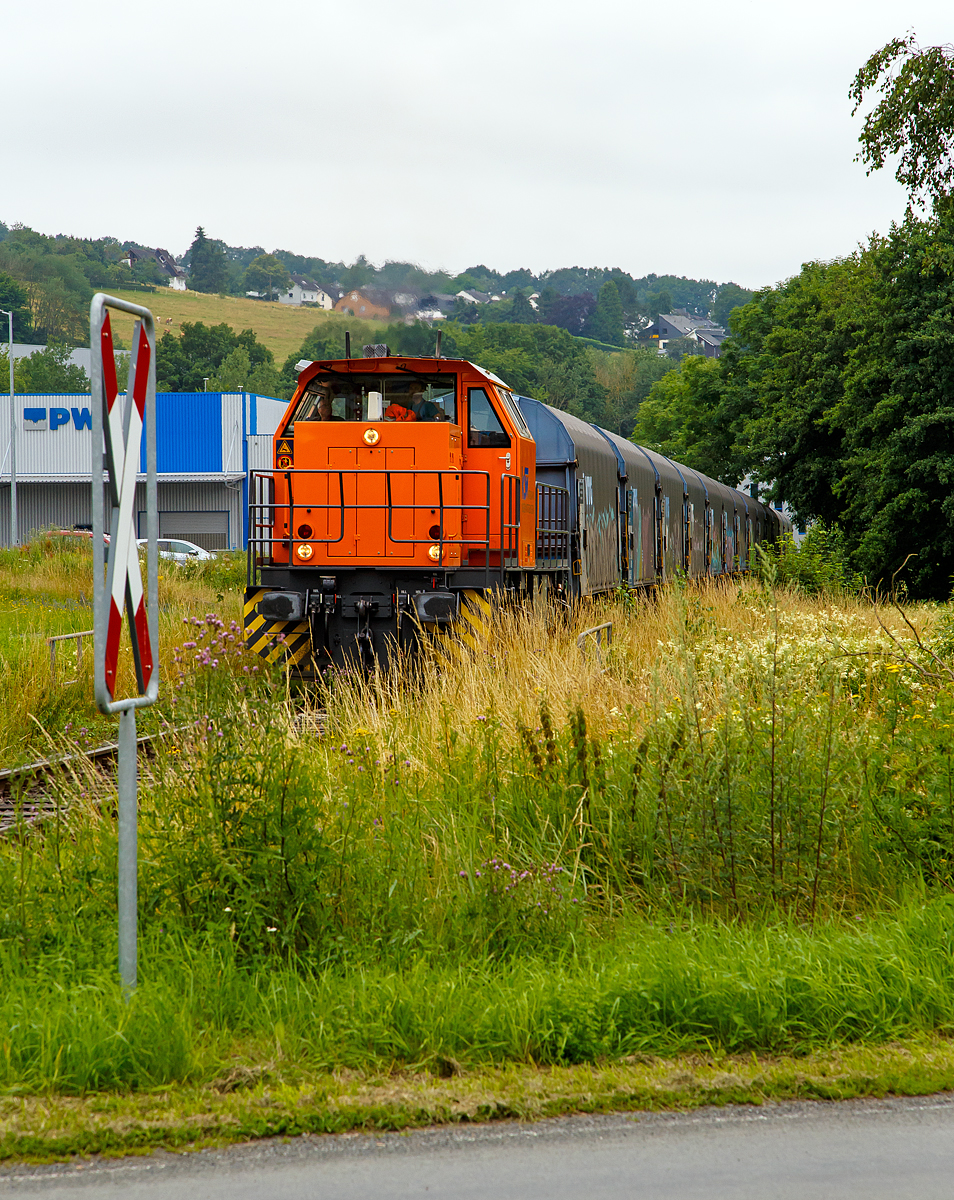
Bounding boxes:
3 536 954 1156
104 290 384 367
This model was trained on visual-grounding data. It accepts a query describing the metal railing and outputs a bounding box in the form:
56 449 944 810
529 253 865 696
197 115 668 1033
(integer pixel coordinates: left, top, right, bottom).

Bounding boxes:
536 484 570 569
577 622 613 666
47 629 93 687
248 468 524 588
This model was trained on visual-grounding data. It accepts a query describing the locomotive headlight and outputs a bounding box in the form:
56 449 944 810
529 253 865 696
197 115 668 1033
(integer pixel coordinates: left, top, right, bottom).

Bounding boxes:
296 544 314 561
427 544 441 562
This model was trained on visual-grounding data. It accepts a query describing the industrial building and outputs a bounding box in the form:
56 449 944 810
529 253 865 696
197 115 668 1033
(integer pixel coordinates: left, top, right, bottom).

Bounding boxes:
0 391 287 549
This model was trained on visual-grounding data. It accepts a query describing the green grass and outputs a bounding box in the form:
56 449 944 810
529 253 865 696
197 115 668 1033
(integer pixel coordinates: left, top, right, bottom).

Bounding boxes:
4 902 954 1095
6 1036 954 1163
3 550 954 1158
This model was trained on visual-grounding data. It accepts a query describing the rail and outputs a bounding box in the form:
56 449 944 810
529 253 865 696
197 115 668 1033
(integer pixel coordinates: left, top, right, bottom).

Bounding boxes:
47 629 93 687
0 734 154 834
0 724 198 835
247 468 524 589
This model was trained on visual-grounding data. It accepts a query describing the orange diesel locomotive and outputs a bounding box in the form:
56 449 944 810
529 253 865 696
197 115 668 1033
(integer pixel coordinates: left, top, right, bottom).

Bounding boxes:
244 345 790 672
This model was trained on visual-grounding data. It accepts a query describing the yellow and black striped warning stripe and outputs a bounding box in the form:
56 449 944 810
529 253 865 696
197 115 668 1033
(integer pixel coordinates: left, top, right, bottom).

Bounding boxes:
437 588 496 663
243 587 312 668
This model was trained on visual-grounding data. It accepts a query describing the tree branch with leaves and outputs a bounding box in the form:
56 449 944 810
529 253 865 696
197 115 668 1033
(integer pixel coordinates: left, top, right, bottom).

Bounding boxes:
850 32 954 215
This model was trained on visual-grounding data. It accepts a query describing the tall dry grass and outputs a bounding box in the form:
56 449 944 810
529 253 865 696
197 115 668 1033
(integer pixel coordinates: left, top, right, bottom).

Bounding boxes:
321 579 931 749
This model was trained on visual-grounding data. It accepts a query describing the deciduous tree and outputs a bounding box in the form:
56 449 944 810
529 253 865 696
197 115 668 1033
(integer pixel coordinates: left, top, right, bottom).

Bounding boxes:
851 32 954 214
711 283 754 329
243 254 292 302
0 273 32 340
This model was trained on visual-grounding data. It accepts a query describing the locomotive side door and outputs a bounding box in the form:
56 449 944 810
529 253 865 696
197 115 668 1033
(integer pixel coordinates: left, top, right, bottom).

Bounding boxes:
460 385 518 569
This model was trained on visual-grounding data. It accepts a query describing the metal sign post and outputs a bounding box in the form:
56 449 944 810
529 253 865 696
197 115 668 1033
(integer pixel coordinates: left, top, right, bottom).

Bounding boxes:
90 293 158 994
1 309 14 546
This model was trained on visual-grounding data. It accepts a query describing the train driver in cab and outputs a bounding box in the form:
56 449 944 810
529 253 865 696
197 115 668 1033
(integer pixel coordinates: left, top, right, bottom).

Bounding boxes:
315 393 342 421
385 386 444 422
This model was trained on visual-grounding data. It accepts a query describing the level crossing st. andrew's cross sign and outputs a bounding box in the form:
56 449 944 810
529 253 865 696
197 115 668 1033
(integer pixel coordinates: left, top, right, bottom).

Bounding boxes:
91 297 158 707
90 293 159 993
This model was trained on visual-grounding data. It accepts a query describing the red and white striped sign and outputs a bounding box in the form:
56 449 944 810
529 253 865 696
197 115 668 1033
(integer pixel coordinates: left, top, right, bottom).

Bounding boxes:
99 314 154 700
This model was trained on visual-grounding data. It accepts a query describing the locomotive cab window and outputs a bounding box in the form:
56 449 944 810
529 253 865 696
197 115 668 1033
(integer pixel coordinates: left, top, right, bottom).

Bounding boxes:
496 388 532 439
288 373 457 431
468 387 510 448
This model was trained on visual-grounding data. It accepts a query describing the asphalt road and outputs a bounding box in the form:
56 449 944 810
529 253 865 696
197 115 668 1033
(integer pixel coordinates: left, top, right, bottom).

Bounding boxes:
4 1093 954 1199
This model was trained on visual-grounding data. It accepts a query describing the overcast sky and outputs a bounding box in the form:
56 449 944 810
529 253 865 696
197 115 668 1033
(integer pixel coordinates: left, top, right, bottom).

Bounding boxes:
5 0 951 289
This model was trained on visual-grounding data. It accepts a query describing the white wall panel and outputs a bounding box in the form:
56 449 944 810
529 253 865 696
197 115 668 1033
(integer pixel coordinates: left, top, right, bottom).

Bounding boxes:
0 395 97 477
253 396 287 436
220 393 244 475
247 435 274 471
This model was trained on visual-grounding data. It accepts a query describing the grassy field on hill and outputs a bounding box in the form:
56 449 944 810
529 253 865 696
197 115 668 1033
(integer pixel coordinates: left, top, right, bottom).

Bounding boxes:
4 541 954 1158
105 289 386 368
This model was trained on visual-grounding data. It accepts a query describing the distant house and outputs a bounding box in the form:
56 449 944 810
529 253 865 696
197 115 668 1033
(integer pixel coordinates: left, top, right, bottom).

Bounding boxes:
413 294 458 322
694 329 728 358
278 276 340 308
455 288 506 304
333 289 391 320
456 288 491 305
123 245 188 291
656 313 719 340
654 313 727 358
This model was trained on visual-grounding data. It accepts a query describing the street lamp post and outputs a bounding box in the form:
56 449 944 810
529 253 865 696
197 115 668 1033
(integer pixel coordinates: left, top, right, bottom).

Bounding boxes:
1 311 15 547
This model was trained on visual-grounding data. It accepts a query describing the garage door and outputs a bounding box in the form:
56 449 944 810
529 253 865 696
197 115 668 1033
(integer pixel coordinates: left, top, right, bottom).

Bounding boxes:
138 510 229 551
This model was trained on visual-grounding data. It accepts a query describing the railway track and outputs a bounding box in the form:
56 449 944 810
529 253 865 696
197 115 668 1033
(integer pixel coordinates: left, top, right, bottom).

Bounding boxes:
0 710 326 834
0 735 156 833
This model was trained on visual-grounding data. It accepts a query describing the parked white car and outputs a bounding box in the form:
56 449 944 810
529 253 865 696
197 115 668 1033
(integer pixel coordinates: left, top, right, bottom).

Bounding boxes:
137 538 215 564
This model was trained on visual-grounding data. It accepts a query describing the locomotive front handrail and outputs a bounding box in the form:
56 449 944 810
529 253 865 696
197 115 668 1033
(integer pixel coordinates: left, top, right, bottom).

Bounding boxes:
248 469 569 588
249 467 518 588
500 473 520 571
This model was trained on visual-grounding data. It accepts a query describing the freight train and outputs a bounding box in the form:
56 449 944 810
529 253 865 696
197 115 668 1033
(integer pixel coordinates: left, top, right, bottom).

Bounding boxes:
243 345 791 673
